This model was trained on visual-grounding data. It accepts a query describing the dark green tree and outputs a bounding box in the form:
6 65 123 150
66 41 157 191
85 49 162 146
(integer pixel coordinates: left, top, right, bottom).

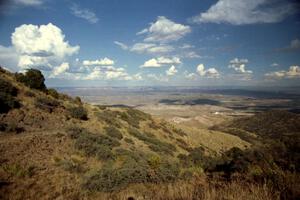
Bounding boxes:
16 69 46 90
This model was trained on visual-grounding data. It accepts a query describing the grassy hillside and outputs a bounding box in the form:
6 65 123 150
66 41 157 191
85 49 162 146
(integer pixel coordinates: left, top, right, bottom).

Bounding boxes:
0 67 299 200
220 110 300 137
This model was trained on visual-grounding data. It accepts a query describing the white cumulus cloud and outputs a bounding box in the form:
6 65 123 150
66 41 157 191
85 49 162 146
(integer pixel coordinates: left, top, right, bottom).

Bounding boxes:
11 23 79 70
184 71 197 80
191 0 297 25
265 65 300 79
49 62 70 78
140 56 181 68
137 16 191 43
166 65 178 76
130 42 174 54
197 64 220 78
228 58 252 74
83 57 114 66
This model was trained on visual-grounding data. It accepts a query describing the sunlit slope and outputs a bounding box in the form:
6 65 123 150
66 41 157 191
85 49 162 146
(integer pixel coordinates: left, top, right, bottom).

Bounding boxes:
0 67 250 199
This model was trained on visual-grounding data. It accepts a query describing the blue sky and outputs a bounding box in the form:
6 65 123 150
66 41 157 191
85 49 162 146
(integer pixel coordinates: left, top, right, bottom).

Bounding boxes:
0 0 299 87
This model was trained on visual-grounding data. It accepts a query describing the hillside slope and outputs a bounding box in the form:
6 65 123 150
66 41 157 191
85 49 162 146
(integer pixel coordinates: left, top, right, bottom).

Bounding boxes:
0 68 253 199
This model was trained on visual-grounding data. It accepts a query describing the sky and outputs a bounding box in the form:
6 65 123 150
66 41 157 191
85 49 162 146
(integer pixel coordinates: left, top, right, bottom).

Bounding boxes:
0 0 300 87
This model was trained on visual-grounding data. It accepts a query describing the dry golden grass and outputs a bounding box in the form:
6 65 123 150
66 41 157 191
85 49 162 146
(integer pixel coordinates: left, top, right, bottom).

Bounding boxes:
88 177 278 200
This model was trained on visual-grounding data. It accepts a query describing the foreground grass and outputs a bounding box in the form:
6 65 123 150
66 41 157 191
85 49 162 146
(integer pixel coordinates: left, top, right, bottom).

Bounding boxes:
87 177 279 200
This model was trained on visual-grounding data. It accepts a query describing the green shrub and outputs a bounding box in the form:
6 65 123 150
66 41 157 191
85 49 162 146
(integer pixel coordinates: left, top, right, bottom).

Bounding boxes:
178 147 214 170
119 108 151 128
0 77 20 113
119 112 140 128
47 88 59 99
127 108 151 121
0 92 20 113
148 155 161 169
155 161 180 182
0 77 18 96
128 128 176 155
66 126 86 139
96 110 121 128
114 148 143 160
105 126 123 140
83 165 148 192
68 106 88 120
35 96 60 113
67 127 119 160
96 145 115 160
83 155 179 192
15 69 46 90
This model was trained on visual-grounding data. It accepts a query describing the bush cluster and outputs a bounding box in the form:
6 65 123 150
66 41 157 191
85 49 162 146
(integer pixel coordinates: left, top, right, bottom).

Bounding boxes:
178 147 217 170
15 69 46 91
0 77 20 113
35 96 60 113
67 127 120 160
104 126 123 140
68 106 88 120
119 108 151 128
96 110 121 128
128 128 176 155
83 153 180 192
47 88 60 99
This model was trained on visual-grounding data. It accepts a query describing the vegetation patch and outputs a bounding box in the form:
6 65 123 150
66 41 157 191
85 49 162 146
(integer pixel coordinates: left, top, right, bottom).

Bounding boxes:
0 77 20 113
54 157 86 173
47 88 60 99
83 153 179 192
119 108 151 128
1 164 35 178
96 110 121 128
35 96 60 113
128 128 176 155
104 126 123 140
15 69 46 91
178 147 216 170
68 106 88 120
67 127 120 160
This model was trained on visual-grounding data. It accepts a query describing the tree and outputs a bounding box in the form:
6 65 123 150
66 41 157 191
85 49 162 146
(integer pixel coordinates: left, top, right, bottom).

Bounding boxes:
16 69 46 90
